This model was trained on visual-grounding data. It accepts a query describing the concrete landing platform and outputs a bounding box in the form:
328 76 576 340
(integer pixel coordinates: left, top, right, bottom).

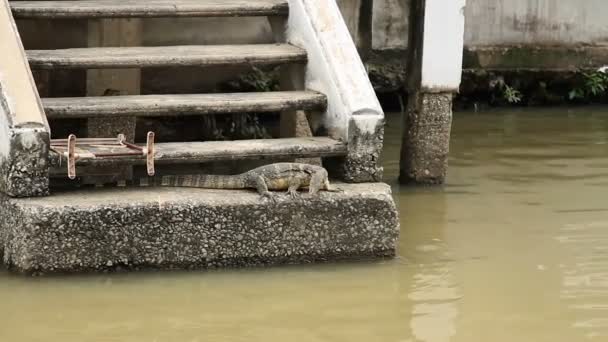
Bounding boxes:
0 183 399 274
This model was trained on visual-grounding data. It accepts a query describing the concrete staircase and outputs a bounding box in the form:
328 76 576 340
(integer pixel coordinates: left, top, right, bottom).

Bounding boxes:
10 0 350 180
0 0 397 274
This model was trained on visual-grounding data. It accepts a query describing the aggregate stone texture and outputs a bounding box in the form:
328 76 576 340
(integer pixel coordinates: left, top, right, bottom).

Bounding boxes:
343 118 385 183
326 117 385 184
401 92 453 185
1 129 50 198
0 183 399 275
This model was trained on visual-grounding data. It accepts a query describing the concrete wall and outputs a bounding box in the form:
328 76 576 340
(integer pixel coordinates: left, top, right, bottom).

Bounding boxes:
372 0 409 50
465 0 608 46
369 0 608 49
462 0 608 71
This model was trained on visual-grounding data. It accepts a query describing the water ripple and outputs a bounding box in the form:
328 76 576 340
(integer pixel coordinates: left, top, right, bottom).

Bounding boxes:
559 221 608 338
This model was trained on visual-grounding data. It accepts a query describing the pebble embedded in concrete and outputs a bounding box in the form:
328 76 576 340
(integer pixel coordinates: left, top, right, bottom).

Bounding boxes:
0 183 400 274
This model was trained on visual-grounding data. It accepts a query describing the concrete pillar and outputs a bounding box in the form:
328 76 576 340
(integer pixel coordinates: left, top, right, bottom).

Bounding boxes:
400 0 466 184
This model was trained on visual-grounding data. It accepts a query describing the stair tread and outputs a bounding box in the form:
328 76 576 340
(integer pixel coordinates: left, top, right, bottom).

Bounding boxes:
50 137 347 165
43 91 327 118
11 0 289 19
27 44 307 69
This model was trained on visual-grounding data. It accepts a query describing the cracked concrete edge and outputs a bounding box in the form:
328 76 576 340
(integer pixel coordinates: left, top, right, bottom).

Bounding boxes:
0 194 33 267
327 115 385 183
1 183 400 275
0 126 50 197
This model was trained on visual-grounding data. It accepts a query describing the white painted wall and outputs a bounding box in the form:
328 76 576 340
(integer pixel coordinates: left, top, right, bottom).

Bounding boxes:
420 0 466 92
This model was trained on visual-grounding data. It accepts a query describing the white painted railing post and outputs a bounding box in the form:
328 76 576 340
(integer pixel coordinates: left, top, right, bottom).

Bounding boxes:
400 0 466 184
0 0 50 197
285 0 385 182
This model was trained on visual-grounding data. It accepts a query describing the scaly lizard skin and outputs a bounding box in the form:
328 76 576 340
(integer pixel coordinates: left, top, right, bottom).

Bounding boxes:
139 163 339 200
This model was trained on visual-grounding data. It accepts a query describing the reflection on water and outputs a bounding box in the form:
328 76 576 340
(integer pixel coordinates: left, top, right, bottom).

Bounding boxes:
3 107 608 341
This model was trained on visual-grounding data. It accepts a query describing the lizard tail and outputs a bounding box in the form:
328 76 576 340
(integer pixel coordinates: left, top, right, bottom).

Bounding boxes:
138 174 246 189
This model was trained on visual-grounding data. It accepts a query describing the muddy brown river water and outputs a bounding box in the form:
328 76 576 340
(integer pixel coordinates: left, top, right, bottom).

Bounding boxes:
2 108 608 341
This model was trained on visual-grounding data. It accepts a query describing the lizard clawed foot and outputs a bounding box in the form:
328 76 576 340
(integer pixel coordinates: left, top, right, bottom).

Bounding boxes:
261 191 277 203
287 189 299 199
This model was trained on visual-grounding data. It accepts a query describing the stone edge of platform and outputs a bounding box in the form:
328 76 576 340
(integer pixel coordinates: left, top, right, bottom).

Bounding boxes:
0 183 400 275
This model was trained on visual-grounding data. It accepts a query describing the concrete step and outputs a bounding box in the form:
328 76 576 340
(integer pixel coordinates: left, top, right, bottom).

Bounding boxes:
49 137 347 167
11 0 289 19
0 183 399 274
43 91 327 119
27 44 306 69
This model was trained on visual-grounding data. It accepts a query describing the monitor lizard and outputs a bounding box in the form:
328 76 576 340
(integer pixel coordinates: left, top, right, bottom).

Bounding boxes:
137 162 341 200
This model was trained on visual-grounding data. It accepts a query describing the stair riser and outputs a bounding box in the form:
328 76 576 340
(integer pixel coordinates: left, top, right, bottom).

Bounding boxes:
28 57 307 70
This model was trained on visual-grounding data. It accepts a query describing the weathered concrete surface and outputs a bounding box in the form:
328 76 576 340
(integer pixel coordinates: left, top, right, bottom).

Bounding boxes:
0 183 399 274
327 116 385 183
0 127 50 197
400 92 452 184
464 45 608 71
42 91 327 119
0 0 50 197
372 0 409 50
456 45 608 108
27 44 308 69
464 0 608 46
399 0 460 185
366 49 408 93
456 68 608 108
11 0 290 19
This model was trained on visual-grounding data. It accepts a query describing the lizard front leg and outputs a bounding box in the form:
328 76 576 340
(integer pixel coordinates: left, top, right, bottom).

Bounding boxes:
255 175 275 202
287 178 302 199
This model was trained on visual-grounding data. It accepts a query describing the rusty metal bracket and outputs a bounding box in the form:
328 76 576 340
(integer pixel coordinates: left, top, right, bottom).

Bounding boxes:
146 132 155 176
67 134 76 179
50 132 156 180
